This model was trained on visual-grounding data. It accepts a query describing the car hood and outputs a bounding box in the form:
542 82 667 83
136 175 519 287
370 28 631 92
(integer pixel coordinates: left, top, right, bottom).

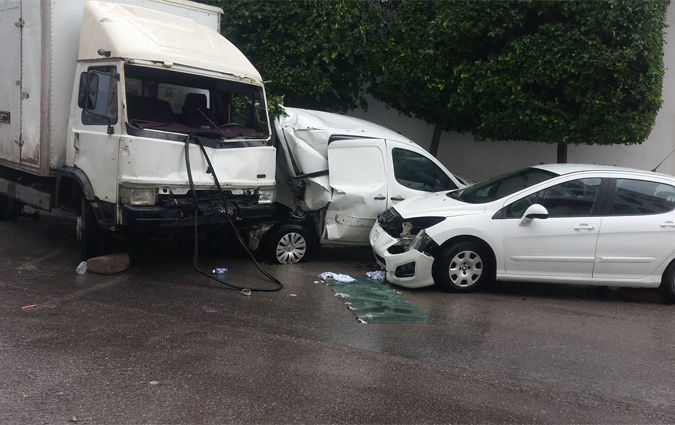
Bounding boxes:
393 192 487 218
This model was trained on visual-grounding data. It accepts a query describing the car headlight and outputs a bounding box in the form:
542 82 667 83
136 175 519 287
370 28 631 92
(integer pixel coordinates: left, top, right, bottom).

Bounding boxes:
257 189 274 205
405 229 440 254
120 187 157 206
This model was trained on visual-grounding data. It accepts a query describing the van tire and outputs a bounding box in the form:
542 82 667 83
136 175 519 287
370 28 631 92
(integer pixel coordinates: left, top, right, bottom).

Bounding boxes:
265 224 310 264
0 195 23 220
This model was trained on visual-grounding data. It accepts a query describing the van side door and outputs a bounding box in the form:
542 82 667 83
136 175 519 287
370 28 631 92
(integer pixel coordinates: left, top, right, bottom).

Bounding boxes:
325 138 388 243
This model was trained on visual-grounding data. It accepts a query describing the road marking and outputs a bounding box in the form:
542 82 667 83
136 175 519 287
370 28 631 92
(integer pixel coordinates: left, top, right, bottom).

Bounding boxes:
44 271 136 308
16 248 64 270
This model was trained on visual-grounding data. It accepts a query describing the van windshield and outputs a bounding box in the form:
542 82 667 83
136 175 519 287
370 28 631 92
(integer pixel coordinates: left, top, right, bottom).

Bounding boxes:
123 64 269 141
449 168 557 204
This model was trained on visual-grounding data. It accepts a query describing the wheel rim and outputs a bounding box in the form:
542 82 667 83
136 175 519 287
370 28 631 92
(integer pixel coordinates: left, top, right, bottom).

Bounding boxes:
275 232 307 264
448 250 483 288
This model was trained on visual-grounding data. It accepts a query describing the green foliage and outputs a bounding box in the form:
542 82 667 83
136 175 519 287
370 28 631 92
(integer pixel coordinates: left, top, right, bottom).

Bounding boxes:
216 0 382 113
372 0 669 146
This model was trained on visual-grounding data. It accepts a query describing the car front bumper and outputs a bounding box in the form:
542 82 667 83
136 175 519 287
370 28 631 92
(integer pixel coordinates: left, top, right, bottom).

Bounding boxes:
369 222 435 288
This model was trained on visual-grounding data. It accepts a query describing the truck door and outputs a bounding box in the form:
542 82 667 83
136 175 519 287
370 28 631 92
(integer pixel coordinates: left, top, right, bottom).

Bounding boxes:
385 141 461 208
325 138 388 243
72 65 121 206
0 3 22 163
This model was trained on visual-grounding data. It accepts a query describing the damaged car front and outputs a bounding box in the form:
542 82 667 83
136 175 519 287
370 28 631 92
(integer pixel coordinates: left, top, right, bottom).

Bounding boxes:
369 191 490 288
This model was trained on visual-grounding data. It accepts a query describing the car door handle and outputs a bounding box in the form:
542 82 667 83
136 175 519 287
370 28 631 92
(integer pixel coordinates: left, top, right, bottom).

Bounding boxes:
574 224 595 231
390 196 405 201
660 221 675 228
374 194 386 200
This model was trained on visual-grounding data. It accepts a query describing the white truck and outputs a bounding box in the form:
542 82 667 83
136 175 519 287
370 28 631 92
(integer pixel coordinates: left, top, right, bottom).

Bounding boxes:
0 0 277 259
258 107 465 264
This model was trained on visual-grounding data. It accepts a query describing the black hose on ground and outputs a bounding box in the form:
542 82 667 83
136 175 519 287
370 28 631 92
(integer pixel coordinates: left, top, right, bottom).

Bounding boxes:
184 134 283 292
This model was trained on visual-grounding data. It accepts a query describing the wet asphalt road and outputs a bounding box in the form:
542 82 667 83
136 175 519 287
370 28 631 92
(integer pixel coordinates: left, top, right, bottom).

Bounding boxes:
1 210 675 424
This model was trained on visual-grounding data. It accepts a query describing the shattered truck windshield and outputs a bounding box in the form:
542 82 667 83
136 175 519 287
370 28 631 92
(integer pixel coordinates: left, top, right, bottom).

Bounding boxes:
123 64 269 141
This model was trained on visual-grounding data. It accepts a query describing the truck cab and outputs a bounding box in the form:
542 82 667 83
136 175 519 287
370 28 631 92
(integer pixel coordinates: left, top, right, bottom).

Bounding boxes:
0 0 277 259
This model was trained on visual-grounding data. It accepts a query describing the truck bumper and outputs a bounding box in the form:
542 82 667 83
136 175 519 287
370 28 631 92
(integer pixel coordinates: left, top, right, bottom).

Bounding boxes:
118 198 277 233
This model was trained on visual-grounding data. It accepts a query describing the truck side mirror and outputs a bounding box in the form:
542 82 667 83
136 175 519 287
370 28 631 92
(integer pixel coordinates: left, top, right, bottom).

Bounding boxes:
520 204 549 225
77 72 98 111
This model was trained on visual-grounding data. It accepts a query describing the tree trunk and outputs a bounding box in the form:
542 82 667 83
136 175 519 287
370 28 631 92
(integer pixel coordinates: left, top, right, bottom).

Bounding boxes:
429 123 443 157
557 143 568 164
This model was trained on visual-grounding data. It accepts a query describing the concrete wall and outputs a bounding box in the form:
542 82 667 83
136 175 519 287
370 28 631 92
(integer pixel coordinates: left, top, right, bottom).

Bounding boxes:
348 4 675 182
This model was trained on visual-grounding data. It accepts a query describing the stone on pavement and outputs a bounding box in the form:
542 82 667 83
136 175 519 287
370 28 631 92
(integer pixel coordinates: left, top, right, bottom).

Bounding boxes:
86 253 130 275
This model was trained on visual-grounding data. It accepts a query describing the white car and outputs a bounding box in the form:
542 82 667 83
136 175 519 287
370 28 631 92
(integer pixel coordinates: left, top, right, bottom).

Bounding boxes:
370 163 675 302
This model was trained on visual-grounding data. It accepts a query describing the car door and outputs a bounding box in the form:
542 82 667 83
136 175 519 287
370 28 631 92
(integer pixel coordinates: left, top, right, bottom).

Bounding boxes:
593 175 675 280
385 141 461 209
500 176 606 277
325 138 388 243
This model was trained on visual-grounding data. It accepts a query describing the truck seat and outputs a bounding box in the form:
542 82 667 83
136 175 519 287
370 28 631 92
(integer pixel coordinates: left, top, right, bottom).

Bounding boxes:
127 95 173 123
183 93 217 127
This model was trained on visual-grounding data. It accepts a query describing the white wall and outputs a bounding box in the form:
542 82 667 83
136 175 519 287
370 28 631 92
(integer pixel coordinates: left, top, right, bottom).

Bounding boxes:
348 4 675 182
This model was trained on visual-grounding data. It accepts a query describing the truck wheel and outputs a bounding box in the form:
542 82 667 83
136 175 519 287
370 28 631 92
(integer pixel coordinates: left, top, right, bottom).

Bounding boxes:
265 224 310 264
79 197 103 260
433 241 493 293
0 195 23 220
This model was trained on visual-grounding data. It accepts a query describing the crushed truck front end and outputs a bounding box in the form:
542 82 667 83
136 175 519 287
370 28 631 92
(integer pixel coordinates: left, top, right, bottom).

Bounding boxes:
68 1 277 239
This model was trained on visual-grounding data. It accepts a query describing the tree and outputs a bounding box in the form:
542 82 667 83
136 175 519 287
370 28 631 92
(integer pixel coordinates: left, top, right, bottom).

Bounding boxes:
215 0 382 113
372 1 669 161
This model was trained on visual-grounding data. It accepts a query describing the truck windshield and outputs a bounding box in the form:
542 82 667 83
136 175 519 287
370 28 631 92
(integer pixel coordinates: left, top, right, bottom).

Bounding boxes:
123 64 269 140
449 168 557 204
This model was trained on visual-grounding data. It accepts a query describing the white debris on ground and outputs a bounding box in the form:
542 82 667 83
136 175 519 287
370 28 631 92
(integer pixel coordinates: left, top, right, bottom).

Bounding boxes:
319 272 355 283
75 261 88 275
366 270 386 282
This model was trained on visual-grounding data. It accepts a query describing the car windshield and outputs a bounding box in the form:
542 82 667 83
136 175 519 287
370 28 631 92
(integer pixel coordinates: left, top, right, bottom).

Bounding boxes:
449 168 557 204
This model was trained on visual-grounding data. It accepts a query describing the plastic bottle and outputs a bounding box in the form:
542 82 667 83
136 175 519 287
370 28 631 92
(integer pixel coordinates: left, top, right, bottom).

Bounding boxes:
75 261 87 275
212 268 228 274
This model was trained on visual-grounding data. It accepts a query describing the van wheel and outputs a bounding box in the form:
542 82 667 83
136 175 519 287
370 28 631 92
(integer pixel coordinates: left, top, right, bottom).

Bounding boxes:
0 195 23 220
79 197 103 260
433 242 492 292
265 224 310 264
659 262 675 303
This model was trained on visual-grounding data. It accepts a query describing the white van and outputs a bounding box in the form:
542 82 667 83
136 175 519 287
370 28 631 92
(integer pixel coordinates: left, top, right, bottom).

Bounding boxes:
257 107 465 263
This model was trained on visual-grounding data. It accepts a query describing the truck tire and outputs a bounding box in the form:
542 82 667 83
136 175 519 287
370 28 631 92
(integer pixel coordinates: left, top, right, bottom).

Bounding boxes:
79 197 103 260
265 224 310 264
0 195 23 220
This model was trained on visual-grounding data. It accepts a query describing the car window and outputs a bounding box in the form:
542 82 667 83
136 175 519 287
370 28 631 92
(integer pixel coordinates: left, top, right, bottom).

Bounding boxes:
505 178 602 218
455 168 556 204
392 148 457 192
610 179 675 215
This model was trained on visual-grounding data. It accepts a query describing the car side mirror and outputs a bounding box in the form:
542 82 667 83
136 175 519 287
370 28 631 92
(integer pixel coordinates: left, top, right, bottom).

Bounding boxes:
520 204 549 225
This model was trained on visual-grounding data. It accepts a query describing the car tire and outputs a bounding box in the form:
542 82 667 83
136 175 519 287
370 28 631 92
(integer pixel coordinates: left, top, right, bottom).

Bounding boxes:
79 197 104 260
433 241 492 293
0 194 23 220
265 224 310 264
659 262 675 303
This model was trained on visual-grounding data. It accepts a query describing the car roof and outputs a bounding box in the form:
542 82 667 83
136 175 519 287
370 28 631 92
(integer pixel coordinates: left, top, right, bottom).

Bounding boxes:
532 163 672 179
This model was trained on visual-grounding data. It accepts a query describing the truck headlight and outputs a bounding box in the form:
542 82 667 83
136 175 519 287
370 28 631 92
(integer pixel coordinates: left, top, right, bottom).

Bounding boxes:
120 188 157 206
258 189 274 205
